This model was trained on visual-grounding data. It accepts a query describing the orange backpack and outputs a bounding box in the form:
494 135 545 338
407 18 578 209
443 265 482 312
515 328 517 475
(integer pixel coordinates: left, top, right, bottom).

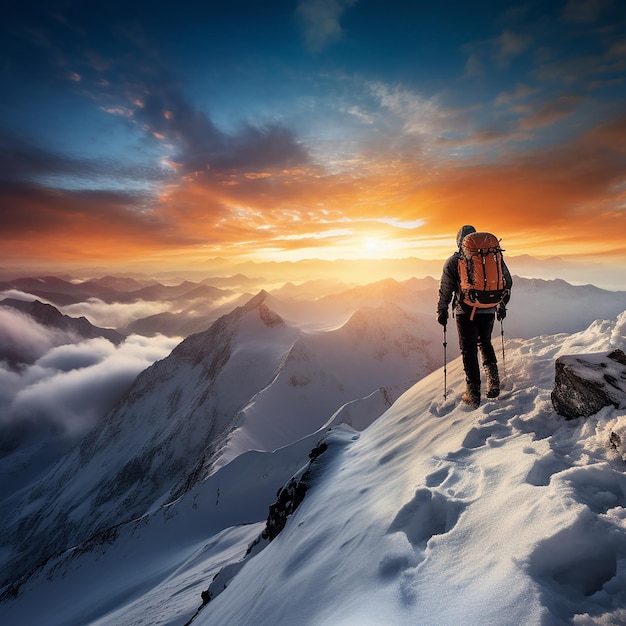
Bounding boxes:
458 232 507 320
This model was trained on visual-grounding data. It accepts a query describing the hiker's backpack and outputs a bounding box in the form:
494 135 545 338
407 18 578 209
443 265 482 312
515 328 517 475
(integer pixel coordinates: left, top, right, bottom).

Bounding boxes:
458 231 507 320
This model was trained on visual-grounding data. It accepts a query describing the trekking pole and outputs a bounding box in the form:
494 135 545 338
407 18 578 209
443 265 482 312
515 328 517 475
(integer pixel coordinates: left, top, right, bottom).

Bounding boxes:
500 319 506 379
443 325 448 400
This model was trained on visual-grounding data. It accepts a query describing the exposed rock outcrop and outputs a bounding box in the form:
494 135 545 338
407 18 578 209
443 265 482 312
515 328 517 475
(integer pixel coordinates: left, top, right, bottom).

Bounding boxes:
185 427 359 624
551 349 626 419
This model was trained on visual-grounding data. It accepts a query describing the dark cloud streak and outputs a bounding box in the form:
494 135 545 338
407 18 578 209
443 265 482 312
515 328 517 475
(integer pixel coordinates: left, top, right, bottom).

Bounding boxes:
0 129 163 186
0 0 310 251
129 68 308 174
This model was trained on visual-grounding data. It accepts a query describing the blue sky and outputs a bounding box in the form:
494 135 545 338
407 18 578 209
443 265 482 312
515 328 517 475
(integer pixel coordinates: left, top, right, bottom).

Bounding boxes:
1 0 625 269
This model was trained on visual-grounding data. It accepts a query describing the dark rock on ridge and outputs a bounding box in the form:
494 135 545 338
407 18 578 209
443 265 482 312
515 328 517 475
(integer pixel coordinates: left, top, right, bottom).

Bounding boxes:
551 349 626 419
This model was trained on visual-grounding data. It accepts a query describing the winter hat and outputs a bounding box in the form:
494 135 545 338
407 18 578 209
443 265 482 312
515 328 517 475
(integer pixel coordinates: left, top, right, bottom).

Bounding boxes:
456 224 476 248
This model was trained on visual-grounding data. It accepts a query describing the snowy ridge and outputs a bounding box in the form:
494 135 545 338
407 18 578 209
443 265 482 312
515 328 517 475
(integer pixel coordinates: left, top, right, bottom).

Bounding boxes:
215 302 438 469
0 291 439 593
198 311 626 625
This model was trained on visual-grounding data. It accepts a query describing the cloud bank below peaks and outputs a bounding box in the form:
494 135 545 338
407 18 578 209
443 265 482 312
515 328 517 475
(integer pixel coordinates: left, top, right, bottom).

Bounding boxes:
0 327 179 452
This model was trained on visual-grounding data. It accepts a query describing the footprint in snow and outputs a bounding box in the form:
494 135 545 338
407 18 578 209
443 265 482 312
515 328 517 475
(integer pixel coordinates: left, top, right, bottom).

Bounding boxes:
424 459 484 500
527 511 623 619
428 398 457 417
461 422 512 449
379 488 466 584
525 451 570 487
557 465 626 514
386 488 466 551
425 466 450 488
527 464 626 621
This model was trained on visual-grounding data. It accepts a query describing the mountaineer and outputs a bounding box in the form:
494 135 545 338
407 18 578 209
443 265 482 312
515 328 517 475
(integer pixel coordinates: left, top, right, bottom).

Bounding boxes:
437 225 513 408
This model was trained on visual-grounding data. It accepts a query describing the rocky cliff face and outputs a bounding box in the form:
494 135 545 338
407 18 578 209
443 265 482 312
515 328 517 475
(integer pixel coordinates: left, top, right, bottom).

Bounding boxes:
551 349 626 419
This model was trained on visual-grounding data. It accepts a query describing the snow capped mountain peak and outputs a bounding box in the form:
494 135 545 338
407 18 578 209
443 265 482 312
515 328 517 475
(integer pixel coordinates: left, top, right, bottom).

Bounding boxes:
337 301 415 339
0 291 298 588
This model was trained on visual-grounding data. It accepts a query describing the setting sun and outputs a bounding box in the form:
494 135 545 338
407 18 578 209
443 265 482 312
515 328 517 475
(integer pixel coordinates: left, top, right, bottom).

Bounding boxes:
1 0 624 283
364 238 379 252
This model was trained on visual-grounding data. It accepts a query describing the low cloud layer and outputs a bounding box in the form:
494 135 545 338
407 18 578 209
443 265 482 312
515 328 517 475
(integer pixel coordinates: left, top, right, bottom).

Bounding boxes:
0 328 179 451
0 306 78 365
61 298 173 330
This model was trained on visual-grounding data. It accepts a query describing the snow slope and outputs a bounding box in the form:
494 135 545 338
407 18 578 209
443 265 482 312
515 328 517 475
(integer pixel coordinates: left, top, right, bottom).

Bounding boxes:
199 311 626 626
215 302 439 468
2 312 626 625
0 291 439 592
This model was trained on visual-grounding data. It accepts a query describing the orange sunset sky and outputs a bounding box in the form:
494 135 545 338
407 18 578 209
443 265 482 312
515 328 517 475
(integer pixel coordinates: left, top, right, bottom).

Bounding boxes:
1 0 625 279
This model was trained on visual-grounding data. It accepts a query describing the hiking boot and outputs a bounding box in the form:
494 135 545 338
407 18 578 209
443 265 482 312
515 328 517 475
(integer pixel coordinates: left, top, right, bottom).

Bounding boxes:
461 385 480 408
485 364 500 399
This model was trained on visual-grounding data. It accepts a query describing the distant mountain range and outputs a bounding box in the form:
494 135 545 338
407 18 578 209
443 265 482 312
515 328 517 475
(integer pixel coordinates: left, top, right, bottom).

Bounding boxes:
0 298 125 368
3 271 626 339
0 275 234 307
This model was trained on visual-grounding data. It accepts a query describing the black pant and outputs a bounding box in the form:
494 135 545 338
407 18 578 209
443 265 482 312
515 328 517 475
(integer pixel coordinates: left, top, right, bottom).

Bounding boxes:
456 313 497 390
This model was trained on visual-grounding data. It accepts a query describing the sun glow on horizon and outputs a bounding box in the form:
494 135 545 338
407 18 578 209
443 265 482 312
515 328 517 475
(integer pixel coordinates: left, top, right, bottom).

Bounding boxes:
364 237 379 252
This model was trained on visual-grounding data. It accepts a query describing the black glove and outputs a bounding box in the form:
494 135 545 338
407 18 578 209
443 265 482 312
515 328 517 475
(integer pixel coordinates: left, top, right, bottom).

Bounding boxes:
496 304 506 321
437 310 448 326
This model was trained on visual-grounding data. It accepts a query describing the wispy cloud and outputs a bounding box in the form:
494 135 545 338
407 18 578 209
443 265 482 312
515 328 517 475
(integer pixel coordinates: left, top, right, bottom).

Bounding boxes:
463 28 532 77
517 94 584 130
494 29 532 66
561 0 613 23
297 0 358 52
61 298 173 329
369 83 451 138
495 83 539 106
464 53 484 77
